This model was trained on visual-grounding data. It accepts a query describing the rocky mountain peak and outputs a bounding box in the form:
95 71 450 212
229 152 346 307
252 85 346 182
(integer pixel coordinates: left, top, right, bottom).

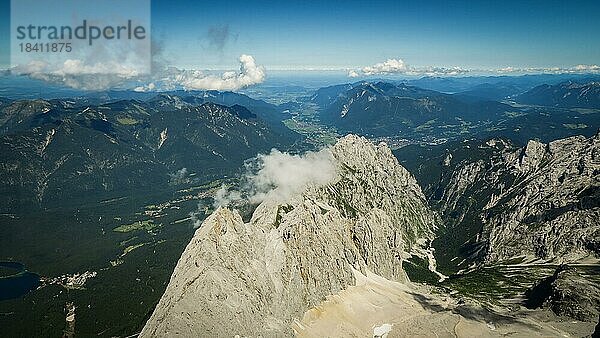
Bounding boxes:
518 139 546 172
140 135 438 337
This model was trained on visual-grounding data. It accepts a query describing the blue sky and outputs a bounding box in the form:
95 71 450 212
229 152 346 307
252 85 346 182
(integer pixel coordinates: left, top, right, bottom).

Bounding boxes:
1 0 599 71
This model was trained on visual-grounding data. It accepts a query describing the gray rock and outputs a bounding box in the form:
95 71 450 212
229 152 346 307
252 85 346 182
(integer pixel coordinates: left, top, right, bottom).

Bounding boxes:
439 133 600 264
527 265 600 322
140 135 437 337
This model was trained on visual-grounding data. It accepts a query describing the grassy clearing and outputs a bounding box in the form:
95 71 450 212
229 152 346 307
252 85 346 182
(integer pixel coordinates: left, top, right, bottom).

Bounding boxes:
113 220 160 233
116 116 139 125
441 265 557 307
563 123 588 129
121 243 148 257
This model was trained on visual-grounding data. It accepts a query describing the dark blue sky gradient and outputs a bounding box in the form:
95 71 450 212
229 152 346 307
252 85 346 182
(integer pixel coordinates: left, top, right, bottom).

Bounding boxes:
1 0 599 70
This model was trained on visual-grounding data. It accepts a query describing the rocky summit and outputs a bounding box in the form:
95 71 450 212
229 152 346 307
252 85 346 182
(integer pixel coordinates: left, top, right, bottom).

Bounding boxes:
140 135 439 337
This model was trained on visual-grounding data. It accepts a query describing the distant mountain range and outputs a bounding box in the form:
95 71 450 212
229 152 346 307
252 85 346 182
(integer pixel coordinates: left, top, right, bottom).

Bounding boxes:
455 83 524 101
314 81 510 138
0 94 300 211
405 74 600 94
517 81 600 108
310 80 600 143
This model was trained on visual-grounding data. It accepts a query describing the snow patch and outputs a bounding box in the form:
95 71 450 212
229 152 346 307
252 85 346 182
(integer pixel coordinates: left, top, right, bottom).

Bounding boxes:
158 128 168 149
373 323 393 337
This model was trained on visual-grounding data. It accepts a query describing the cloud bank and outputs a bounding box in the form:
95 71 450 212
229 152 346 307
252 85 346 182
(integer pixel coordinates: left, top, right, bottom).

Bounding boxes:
350 58 469 77
493 64 600 74
13 59 143 91
349 59 600 78
14 54 266 91
213 148 339 208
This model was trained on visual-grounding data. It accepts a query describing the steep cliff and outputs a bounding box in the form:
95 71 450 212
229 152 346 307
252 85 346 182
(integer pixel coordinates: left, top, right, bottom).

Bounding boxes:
483 135 600 263
427 133 599 269
140 135 437 337
141 134 599 337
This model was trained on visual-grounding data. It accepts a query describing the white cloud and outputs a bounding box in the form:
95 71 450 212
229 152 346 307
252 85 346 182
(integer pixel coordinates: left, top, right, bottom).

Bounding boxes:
169 167 189 185
362 58 408 76
173 55 266 91
12 54 266 91
213 147 339 207
13 60 48 74
12 59 145 90
58 59 142 77
496 66 519 73
134 82 156 92
493 64 600 74
351 58 470 77
212 185 243 210
573 64 600 72
417 66 470 76
350 59 600 78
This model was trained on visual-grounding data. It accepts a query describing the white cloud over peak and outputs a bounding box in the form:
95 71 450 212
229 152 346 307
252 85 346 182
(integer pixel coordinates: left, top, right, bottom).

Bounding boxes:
347 69 360 78
174 54 265 91
212 148 339 208
361 58 408 75
134 82 156 92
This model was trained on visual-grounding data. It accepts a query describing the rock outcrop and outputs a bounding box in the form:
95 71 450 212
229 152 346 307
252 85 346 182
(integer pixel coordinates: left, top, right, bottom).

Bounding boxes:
140 135 437 337
526 265 600 322
437 133 600 265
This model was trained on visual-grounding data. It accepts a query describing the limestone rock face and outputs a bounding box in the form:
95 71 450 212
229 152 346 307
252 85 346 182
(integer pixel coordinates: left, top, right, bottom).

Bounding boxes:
140 135 437 337
485 134 600 263
439 133 600 264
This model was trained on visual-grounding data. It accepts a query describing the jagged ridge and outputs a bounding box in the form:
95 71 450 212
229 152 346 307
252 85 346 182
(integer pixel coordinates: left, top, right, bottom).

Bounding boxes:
140 135 437 337
439 133 600 265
